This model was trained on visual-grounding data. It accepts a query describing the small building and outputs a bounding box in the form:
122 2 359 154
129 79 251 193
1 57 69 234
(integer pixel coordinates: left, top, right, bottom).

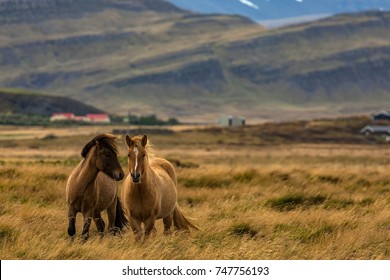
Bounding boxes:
73 115 91 122
359 125 390 135
219 115 245 127
86 114 111 124
49 113 75 122
372 111 390 121
50 113 110 124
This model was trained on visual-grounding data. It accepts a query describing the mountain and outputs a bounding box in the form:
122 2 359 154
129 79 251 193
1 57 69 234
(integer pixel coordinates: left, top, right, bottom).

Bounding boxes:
0 0 389 122
166 0 390 27
0 88 104 116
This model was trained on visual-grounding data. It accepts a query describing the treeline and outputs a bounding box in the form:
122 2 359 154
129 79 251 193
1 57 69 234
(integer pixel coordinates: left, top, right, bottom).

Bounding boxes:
0 114 49 126
0 113 180 126
113 114 180 126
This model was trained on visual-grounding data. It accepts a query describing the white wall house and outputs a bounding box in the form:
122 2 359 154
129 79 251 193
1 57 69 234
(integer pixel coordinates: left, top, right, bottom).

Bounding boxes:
219 115 245 127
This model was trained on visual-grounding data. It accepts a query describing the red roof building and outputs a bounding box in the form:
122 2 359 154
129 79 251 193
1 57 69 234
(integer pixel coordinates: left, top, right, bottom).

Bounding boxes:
86 114 111 123
50 113 110 123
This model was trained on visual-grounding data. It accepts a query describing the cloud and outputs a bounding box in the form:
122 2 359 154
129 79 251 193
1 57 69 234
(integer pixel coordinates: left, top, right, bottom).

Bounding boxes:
238 0 259 10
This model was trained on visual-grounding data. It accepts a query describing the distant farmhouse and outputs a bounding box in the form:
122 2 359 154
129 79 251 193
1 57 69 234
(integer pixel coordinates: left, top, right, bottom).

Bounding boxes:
219 115 245 127
372 110 390 121
50 113 110 124
360 110 390 137
360 125 390 136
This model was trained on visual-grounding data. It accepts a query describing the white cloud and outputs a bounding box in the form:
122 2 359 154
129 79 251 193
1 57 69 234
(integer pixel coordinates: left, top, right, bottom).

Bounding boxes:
238 0 259 10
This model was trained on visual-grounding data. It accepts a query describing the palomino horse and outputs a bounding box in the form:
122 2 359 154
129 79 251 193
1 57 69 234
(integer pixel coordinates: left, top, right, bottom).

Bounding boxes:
66 134 128 240
123 135 198 241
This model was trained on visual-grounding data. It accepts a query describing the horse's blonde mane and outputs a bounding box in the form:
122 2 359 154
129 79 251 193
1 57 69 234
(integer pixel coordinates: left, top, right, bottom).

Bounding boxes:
145 141 156 163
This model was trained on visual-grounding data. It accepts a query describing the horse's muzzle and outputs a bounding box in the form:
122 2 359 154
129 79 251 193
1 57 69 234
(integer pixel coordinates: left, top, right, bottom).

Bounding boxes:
113 171 124 181
131 172 141 183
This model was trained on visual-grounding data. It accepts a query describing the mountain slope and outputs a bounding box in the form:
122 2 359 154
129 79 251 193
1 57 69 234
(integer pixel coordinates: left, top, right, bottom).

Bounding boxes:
167 0 390 26
0 88 104 116
0 0 389 122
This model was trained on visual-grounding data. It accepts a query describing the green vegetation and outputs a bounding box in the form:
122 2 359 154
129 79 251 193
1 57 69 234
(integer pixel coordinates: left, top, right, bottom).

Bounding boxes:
0 113 112 126
0 114 49 126
266 194 327 211
125 114 180 126
229 223 258 238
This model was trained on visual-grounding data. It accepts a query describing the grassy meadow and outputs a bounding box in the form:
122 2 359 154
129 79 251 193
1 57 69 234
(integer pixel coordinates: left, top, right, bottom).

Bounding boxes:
0 122 389 260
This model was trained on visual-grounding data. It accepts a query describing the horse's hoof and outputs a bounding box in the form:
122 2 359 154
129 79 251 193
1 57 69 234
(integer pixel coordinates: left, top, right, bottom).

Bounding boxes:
68 228 76 237
81 234 89 243
109 227 121 236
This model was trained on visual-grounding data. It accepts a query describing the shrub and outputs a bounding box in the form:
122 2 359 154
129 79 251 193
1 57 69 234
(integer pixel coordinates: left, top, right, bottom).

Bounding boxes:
266 194 327 211
229 223 258 238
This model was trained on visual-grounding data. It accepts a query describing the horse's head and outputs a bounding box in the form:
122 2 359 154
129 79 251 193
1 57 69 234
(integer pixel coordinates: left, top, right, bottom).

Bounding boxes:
125 134 148 184
81 134 124 181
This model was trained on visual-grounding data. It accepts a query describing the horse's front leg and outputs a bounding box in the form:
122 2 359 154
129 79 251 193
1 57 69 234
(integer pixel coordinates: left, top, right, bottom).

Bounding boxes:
81 209 94 241
129 214 143 242
94 211 105 236
67 205 77 240
106 199 118 235
144 215 157 238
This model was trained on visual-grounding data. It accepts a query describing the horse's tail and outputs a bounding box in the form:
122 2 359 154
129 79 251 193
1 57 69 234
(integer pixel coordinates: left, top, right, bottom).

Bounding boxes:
173 203 199 231
115 196 129 230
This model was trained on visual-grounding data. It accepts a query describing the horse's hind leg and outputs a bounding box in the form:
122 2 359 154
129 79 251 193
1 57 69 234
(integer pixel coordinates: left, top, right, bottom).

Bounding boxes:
94 211 105 236
163 213 173 235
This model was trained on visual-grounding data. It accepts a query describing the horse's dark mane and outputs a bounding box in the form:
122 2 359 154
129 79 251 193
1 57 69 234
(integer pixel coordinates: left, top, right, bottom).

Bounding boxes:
81 134 118 158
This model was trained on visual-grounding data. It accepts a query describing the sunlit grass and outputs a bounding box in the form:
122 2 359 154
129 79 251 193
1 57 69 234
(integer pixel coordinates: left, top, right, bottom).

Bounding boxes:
0 127 389 259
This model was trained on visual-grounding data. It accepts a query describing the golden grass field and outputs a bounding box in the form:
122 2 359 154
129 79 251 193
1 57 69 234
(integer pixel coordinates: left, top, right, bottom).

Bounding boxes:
0 123 389 260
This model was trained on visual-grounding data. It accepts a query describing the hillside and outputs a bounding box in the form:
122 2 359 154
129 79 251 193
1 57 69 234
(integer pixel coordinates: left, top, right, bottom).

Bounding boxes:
0 0 389 122
0 88 104 116
167 0 390 26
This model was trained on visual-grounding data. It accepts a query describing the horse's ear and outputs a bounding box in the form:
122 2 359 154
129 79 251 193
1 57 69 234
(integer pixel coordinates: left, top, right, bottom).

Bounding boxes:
141 135 148 147
125 135 132 147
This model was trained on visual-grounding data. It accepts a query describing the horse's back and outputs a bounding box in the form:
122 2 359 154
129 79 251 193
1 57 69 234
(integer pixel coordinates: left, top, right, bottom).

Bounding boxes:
152 158 177 185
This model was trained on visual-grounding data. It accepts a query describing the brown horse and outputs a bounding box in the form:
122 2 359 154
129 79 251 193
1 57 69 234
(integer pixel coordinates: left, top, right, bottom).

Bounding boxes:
66 134 128 240
123 135 198 241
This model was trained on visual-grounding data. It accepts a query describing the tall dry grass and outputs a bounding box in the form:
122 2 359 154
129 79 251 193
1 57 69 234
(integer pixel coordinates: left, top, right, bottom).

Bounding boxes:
0 136 389 259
